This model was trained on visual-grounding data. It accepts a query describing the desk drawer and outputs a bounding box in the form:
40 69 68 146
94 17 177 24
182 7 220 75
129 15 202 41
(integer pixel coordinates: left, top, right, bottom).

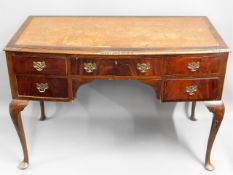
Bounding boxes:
72 59 116 76
13 56 67 75
165 55 222 76
116 59 161 76
163 78 218 101
17 76 68 98
72 58 161 76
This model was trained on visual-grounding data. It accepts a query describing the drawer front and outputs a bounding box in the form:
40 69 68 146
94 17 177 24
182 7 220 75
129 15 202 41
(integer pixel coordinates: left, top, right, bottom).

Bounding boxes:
115 59 161 76
72 59 116 76
165 55 222 76
17 76 68 98
13 56 67 75
71 58 161 76
163 79 218 101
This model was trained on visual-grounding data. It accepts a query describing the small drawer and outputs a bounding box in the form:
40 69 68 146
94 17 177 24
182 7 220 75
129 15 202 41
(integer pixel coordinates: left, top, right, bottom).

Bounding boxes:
71 58 161 76
13 56 67 75
165 55 222 76
17 76 68 98
163 78 218 101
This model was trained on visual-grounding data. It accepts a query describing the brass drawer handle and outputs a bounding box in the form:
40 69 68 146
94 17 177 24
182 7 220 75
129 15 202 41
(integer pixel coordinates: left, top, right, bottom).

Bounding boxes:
185 85 198 96
33 61 46 71
137 63 150 73
36 83 48 93
187 62 200 72
84 63 96 73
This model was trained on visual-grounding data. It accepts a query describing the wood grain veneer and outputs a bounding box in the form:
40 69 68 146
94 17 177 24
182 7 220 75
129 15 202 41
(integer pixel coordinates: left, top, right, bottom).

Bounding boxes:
4 16 230 171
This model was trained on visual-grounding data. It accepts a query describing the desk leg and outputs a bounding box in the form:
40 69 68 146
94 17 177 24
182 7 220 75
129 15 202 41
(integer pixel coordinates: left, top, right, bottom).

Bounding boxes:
204 101 224 171
39 101 46 121
190 101 197 121
9 100 29 170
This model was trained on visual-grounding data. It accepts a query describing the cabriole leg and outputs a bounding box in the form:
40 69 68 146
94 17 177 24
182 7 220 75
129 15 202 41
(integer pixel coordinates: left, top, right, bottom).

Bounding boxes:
204 101 224 171
9 100 29 170
190 101 197 121
39 101 46 121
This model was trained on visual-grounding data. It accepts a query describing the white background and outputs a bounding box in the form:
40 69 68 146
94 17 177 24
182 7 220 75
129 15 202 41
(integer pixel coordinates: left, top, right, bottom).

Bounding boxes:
0 0 232 174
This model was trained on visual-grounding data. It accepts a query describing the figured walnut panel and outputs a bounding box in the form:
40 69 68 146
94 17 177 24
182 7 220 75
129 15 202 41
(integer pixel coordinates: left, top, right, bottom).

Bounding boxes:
71 58 161 76
13 56 67 75
165 55 224 76
163 78 219 101
17 76 68 98
115 59 161 76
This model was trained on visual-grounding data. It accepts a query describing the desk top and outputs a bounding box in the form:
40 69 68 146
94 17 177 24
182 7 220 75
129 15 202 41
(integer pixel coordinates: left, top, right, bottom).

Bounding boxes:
5 16 229 55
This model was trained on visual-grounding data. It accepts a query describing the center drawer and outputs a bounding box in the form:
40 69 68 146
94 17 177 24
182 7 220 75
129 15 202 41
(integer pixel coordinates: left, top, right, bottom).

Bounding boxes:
17 76 68 98
71 58 161 76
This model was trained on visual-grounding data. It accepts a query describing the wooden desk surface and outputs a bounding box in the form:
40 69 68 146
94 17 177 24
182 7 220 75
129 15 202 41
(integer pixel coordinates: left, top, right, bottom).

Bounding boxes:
5 16 229 55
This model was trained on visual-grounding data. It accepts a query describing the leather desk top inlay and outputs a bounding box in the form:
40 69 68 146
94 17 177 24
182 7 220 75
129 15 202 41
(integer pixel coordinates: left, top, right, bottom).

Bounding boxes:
5 16 229 55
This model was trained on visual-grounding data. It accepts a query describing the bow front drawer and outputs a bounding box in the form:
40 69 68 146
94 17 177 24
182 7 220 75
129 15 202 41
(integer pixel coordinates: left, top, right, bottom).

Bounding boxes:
71 58 161 76
115 59 161 76
13 56 67 75
16 76 68 98
163 78 219 101
165 55 223 76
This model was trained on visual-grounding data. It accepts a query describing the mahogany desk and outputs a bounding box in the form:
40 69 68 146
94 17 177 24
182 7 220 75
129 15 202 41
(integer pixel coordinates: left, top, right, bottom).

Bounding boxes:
4 16 230 171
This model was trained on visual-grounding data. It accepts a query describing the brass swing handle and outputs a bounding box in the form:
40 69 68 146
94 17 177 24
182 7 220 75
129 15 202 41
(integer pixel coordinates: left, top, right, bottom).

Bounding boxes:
187 61 200 72
83 62 150 73
185 85 198 96
137 63 150 73
36 83 49 93
33 61 46 71
84 63 96 73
